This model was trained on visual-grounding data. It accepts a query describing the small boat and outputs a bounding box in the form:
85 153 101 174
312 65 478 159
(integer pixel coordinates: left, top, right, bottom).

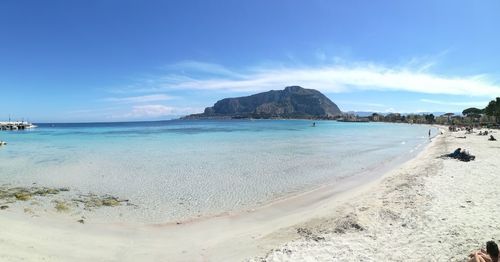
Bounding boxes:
0 141 6 146
0 121 37 131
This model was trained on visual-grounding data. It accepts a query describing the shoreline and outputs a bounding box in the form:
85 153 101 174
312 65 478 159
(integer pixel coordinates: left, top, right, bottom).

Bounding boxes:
0 126 441 261
0 121 434 224
254 127 500 261
159 130 433 226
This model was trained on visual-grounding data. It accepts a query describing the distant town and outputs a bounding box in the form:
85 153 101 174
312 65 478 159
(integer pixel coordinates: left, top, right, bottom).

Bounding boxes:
342 97 500 127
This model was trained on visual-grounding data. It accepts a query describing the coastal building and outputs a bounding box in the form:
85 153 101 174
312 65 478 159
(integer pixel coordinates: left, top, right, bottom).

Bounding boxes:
370 113 382 122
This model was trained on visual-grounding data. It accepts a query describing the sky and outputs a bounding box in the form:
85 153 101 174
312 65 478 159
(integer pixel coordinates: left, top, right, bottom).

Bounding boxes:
1 0 500 122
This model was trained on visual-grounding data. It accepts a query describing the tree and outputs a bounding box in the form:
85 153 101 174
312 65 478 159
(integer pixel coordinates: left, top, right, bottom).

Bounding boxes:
462 107 483 124
484 101 495 116
443 113 454 124
484 97 500 123
462 107 483 116
425 113 435 124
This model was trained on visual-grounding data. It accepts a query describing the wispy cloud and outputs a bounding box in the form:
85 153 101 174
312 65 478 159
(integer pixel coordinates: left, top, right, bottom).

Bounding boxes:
67 104 201 121
123 105 202 118
420 99 489 107
164 60 243 78
336 100 387 108
314 50 327 61
125 105 175 117
133 60 500 97
102 94 175 104
403 49 451 73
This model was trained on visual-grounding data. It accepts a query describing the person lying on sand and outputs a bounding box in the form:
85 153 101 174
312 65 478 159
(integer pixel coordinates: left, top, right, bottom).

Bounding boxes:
447 148 462 158
457 149 476 162
489 135 497 141
468 241 499 262
442 148 475 162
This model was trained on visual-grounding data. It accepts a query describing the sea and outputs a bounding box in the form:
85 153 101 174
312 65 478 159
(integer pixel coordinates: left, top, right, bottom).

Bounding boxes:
0 120 437 222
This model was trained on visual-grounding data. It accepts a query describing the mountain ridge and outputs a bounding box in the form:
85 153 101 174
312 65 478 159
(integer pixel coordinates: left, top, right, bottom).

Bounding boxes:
182 86 342 119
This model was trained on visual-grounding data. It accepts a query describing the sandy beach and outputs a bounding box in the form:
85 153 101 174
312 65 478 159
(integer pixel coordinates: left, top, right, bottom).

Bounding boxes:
252 127 500 261
3 1 500 261
1 127 499 261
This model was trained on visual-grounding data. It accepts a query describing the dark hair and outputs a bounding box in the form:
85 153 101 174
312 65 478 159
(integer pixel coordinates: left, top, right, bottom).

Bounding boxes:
487 241 499 259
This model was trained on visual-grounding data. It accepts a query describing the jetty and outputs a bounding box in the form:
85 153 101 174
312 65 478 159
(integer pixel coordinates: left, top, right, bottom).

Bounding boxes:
0 121 37 131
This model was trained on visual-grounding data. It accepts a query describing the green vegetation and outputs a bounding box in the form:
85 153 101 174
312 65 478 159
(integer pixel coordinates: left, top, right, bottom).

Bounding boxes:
14 192 32 201
368 113 436 124
54 200 70 212
365 97 500 127
462 107 483 117
484 97 500 123
455 97 500 126
1 185 130 218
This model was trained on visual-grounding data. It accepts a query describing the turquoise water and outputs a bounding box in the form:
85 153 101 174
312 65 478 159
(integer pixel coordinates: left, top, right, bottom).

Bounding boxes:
0 120 436 222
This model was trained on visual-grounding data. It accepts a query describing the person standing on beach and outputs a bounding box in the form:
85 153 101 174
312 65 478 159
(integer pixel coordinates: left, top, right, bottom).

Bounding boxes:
428 129 431 140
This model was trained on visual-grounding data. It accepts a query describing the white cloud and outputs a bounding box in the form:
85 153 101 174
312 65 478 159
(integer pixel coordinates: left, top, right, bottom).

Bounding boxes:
315 50 327 61
124 105 202 118
103 94 175 104
149 61 500 97
336 101 386 108
126 105 175 117
420 99 489 107
165 60 243 78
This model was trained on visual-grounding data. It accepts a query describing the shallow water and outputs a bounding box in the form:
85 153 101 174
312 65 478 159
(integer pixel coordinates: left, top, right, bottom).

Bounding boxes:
0 120 436 222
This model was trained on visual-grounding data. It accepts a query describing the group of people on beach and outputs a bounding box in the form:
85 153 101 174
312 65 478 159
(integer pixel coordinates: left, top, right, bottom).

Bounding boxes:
478 131 497 141
482 133 497 141
449 125 474 132
479 130 490 136
469 241 499 262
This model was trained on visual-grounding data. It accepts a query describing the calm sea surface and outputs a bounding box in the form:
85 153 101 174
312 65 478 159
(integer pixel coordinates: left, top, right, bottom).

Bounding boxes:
0 120 436 222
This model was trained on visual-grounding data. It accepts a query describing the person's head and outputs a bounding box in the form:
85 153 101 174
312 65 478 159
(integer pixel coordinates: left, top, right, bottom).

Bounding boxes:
486 241 499 258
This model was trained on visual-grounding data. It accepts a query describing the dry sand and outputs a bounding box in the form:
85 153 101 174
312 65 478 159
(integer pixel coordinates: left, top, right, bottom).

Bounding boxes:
252 128 500 261
0 127 498 261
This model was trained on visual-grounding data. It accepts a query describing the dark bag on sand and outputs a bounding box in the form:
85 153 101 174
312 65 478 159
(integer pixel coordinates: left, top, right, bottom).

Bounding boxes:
458 154 475 162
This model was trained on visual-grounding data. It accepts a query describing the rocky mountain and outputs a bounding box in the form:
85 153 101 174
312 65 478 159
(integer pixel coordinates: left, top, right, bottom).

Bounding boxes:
182 86 342 119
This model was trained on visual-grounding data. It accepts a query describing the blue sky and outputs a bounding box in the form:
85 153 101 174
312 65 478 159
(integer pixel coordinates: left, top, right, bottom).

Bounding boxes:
1 0 500 122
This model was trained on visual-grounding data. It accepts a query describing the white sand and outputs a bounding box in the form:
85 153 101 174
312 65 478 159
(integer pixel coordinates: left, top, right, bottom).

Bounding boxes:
251 128 500 261
1 128 499 261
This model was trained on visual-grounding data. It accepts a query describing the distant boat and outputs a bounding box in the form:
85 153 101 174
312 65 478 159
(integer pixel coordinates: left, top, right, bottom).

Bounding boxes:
0 121 37 131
